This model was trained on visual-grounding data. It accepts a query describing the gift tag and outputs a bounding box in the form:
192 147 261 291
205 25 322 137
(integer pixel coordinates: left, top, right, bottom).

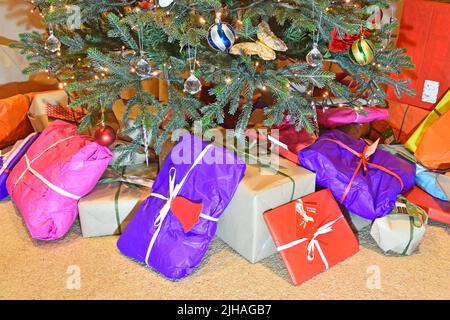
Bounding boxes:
295 199 317 238
365 138 380 158
170 196 203 233
421 80 439 104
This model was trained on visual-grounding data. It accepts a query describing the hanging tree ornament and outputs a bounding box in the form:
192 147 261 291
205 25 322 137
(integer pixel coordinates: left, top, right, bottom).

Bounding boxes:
349 34 376 66
95 107 117 147
310 100 320 136
133 24 152 79
207 14 236 52
306 3 323 67
44 24 61 53
158 0 174 7
306 43 324 67
142 120 151 166
184 46 202 95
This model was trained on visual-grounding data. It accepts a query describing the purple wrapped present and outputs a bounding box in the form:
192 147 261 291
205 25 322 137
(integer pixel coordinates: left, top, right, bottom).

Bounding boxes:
1 132 40 200
299 130 415 219
117 132 246 279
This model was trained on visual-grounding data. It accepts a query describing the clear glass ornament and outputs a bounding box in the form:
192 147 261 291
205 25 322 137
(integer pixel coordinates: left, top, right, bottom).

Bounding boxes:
184 71 202 95
306 43 323 67
45 31 61 53
135 56 152 79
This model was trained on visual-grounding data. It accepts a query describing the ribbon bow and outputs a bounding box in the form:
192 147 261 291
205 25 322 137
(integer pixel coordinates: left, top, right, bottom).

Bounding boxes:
278 216 343 270
152 167 181 228
360 145 371 172
321 137 404 204
144 144 219 266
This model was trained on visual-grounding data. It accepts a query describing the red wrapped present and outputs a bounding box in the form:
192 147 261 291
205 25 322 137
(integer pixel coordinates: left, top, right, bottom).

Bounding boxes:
46 103 85 123
387 0 450 110
405 186 450 225
263 189 359 285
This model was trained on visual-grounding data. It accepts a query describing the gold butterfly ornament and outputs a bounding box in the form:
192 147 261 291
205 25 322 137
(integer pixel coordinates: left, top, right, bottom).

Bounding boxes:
230 21 288 61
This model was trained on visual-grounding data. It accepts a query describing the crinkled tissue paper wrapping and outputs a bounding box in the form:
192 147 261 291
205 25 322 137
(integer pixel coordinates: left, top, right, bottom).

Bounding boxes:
117 132 246 279
299 130 415 219
6 120 112 240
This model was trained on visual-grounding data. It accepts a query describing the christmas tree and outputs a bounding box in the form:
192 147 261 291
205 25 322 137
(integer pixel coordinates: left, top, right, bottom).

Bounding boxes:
12 0 414 163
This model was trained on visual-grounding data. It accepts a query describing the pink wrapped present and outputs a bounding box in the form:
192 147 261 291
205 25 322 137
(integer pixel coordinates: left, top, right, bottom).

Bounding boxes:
317 106 388 128
271 115 317 156
6 120 112 240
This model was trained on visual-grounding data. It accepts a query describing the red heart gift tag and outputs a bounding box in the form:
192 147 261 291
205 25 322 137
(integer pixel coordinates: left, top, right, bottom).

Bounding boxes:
170 196 203 233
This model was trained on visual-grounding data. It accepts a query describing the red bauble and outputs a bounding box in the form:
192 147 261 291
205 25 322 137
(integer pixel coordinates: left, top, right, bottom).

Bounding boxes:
138 1 156 10
95 125 116 146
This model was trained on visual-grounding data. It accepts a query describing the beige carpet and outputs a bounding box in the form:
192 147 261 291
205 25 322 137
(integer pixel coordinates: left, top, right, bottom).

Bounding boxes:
1 199 449 300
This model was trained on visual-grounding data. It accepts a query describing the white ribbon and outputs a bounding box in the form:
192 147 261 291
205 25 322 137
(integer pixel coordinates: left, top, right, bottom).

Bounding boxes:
144 144 218 266
12 135 81 200
277 216 343 270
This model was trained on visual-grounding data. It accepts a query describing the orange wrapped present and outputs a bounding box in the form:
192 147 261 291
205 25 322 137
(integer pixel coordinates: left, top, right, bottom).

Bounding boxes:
414 109 450 170
367 100 429 144
405 186 450 225
387 100 429 143
0 94 34 149
263 189 359 285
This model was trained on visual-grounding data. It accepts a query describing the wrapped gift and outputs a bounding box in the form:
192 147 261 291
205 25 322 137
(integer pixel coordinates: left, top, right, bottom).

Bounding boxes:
337 123 371 139
0 133 40 201
263 189 359 285
437 174 450 200
117 132 246 279
346 212 372 233
110 140 149 166
405 186 450 225
405 90 450 154
414 109 450 171
387 0 450 110
27 90 70 132
271 114 317 156
78 164 157 237
216 150 316 263
0 94 34 149
317 106 388 129
370 196 428 256
244 121 315 166
6 120 112 240
380 144 448 201
299 130 415 219
367 120 396 145
28 90 119 134
368 100 430 145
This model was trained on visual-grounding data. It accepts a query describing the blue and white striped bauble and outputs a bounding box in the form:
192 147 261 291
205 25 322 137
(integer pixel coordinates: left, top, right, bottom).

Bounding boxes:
207 19 236 52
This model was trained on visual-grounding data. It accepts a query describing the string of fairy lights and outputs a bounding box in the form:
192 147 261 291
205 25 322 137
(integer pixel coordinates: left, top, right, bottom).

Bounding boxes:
25 0 391 112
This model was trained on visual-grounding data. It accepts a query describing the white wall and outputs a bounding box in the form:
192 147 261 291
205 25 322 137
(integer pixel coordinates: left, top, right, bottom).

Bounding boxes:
0 0 45 85
0 0 44 41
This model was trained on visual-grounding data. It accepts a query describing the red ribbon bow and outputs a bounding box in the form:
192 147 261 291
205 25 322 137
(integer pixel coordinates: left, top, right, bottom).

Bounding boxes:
321 138 404 204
